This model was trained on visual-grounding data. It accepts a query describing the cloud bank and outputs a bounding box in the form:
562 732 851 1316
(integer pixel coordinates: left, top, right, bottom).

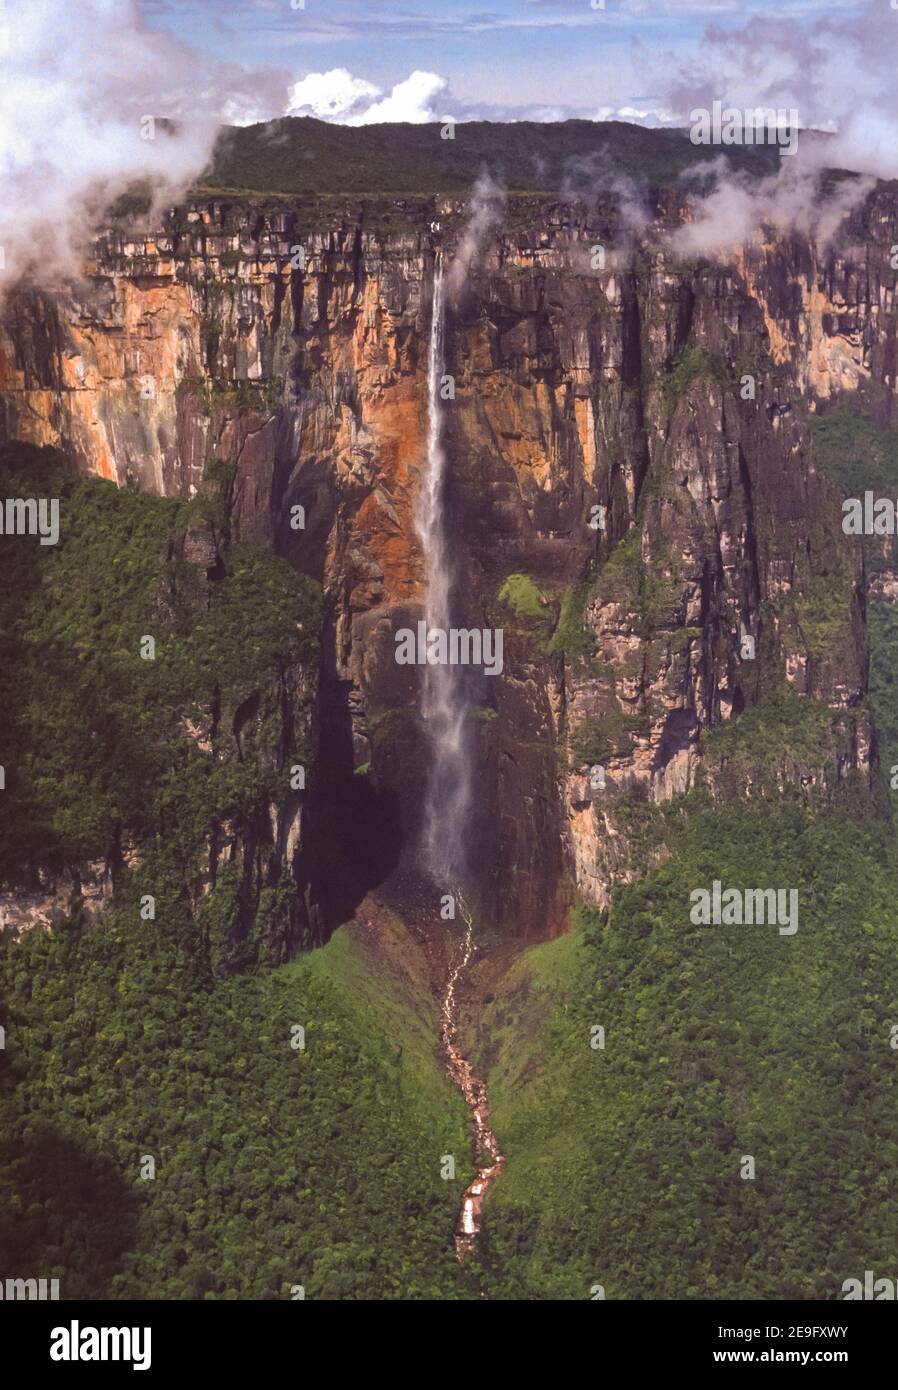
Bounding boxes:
286 69 451 126
651 0 898 181
0 0 280 288
4 0 898 289
282 65 675 130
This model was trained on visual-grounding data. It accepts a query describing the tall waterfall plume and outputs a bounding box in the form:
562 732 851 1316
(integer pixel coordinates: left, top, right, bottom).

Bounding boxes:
415 254 473 884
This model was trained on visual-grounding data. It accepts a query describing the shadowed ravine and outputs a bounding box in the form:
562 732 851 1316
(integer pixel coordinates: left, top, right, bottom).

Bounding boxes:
417 253 505 1259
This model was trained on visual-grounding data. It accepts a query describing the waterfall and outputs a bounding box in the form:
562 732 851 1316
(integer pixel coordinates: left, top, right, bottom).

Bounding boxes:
419 252 507 1263
416 254 473 884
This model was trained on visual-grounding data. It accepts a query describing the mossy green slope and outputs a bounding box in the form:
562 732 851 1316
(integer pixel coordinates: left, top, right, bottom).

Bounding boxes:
0 910 472 1299
466 796 898 1300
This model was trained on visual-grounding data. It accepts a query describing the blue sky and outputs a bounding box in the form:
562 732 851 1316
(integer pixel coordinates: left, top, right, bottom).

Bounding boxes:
139 0 869 120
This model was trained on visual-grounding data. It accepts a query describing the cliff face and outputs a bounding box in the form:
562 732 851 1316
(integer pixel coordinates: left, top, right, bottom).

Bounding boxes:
2 187 895 936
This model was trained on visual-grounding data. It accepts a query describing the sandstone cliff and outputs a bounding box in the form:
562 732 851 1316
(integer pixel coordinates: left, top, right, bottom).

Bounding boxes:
3 184 895 936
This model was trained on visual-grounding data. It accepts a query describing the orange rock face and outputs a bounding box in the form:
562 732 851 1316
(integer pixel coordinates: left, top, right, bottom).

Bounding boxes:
1 190 892 936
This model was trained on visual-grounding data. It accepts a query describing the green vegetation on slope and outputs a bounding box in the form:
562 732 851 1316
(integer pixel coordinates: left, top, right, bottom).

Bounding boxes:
0 443 320 907
549 583 595 660
811 404 898 523
465 794 898 1299
199 117 780 197
701 684 840 781
870 602 898 796
0 909 472 1299
0 443 472 1299
466 399 898 1298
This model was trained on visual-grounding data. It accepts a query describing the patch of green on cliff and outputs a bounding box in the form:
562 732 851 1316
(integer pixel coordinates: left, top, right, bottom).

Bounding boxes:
601 525 642 602
467 796 898 1299
701 685 839 785
669 625 703 655
608 783 674 857
780 567 856 660
600 526 679 634
654 345 786 424
498 573 547 621
549 583 595 659
194 457 237 530
178 376 282 416
497 573 553 644
661 346 732 413
811 404 898 506
570 710 646 768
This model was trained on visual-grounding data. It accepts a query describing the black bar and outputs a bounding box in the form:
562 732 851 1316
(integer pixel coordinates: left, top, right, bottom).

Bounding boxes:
3 1299 890 1375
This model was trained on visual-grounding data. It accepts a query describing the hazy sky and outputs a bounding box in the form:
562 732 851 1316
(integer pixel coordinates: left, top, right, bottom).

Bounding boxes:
1 0 892 290
138 0 872 123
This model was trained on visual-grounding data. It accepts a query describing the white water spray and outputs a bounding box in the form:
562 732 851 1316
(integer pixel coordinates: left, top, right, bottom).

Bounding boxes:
415 254 473 883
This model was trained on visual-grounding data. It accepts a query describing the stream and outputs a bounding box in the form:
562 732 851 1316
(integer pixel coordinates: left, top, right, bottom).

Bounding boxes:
439 894 506 1260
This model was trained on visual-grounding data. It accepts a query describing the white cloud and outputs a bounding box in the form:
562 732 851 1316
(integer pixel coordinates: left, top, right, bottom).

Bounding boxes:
286 69 452 127
286 68 381 121
668 157 876 259
280 67 652 127
594 105 677 127
350 70 449 126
